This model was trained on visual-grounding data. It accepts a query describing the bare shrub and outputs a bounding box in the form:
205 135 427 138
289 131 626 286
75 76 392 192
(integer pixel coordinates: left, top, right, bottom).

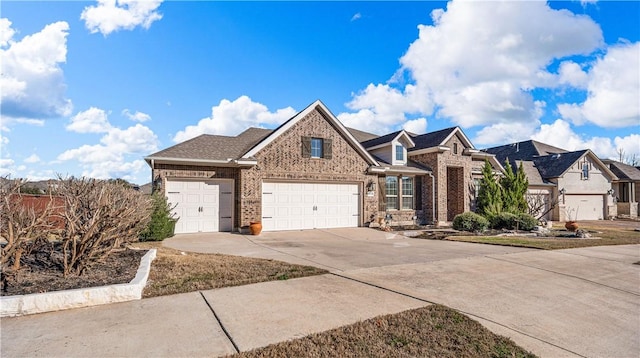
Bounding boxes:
56 177 152 276
0 177 61 272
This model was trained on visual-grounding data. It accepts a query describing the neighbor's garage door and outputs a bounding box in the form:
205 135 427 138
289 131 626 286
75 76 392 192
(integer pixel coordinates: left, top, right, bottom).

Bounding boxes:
564 194 604 220
166 179 234 234
262 182 360 231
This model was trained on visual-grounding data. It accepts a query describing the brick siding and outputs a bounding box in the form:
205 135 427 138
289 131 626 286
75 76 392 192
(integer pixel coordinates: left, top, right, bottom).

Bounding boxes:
152 108 379 231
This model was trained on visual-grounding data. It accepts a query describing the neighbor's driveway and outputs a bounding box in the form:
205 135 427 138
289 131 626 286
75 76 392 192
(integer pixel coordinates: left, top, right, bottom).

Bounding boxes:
165 228 640 357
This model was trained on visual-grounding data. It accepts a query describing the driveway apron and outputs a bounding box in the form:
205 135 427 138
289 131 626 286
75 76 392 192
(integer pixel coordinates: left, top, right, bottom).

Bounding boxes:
166 228 640 357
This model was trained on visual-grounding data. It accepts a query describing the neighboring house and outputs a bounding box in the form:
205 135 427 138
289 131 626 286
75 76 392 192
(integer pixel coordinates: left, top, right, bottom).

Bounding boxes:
484 140 618 221
145 100 496 233
603 160 640 219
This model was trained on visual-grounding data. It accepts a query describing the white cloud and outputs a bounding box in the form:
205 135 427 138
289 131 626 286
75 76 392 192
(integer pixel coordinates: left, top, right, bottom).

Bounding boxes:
58 107 158 180
0 158 15 176
24 154 40 163
351 13 362 22
402 118 427 134
122 109 151 122
338 83 431 134
173 96 296 143
531 119 639 160
558 42 640 128
100 124 158 153
557 61 588 88
340 0 603 132
81 0 164 36
0 19 72 121
0 18 15 46
66 107 112 133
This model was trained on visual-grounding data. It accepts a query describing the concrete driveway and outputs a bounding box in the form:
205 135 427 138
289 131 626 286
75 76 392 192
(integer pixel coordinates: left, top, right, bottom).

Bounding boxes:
164 228 640 357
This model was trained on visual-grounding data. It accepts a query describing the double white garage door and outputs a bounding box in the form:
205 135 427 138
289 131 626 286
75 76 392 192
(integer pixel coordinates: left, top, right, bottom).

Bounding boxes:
166 179 360 233
262 182 360 231
166 179 234 234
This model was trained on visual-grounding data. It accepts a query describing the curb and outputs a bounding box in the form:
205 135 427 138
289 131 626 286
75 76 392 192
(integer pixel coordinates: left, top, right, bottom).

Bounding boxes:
1 249 157 317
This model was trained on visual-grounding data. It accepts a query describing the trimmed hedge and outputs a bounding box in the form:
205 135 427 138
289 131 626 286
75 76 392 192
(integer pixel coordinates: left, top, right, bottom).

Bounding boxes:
453 212 489 232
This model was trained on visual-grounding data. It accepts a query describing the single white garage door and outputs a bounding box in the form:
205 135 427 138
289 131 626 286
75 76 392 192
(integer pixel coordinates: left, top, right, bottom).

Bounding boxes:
166 179 234 234
564 194 604 220
262 182 360 231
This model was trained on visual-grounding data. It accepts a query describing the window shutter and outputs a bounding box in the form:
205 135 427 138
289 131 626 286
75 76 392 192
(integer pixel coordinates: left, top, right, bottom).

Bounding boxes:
378 176 386 212
301 136 311 158
323 138 332 159
415 176 423 210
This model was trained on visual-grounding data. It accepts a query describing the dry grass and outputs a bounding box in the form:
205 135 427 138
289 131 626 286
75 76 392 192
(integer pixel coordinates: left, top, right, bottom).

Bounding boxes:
232 305 536 358
436 222 639 250
133 242 327 298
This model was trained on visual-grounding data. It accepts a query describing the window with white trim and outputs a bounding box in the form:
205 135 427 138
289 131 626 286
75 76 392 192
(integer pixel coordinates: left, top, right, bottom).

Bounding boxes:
385 176 398 210
401 176 413 209
396 144 404 161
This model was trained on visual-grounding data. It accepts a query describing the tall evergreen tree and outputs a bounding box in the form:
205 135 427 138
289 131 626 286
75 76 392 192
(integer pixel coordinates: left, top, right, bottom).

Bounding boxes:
476 159 502 215
500 159 529 214
500 160 516 212
514 161 529 213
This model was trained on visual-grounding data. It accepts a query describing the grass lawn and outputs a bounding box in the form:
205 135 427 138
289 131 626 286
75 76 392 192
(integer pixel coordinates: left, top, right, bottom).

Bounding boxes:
432 222 640 250
133 242 327 298
233 305 535 358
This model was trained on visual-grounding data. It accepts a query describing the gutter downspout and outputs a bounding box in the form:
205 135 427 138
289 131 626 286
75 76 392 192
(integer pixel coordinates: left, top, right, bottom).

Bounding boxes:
427 171 436 224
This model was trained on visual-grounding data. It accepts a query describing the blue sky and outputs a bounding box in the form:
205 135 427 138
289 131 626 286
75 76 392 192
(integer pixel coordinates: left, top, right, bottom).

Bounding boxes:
1 0 638 185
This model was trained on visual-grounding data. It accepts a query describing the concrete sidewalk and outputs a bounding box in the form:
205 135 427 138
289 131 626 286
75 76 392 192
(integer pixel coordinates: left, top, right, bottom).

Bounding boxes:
1 274 425 357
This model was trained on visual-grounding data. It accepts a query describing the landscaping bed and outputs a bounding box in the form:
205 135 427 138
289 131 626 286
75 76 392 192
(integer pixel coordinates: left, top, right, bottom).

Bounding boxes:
414 221 640 250
232 305 536 358
2 246 146 296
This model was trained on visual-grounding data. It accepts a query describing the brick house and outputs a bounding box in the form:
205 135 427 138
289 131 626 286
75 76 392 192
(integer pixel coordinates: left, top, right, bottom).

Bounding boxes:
145 100 496 233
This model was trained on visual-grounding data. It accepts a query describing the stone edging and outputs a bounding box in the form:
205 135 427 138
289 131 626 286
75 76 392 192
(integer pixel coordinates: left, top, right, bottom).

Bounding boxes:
0 249 157 317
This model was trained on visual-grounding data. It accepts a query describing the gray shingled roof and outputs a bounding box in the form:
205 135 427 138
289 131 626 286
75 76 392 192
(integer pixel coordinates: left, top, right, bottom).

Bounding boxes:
409 127 457 151
507 160 551 186
532 150 589 179
483 140 567 164
603 160 640 181
347 127 378 143
360 130 403 148
147 127 272 161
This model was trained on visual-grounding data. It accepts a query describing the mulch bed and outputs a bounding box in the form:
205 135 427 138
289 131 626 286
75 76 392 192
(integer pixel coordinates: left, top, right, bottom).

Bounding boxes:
1 247 146 296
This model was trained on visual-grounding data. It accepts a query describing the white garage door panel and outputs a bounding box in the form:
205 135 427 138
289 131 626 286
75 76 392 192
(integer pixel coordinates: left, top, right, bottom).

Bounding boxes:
166 179 233 234
262 182 360 231
564 194 604 220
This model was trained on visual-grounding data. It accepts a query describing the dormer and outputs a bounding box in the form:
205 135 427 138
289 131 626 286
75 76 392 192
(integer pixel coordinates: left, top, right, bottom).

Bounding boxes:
361 130 416 166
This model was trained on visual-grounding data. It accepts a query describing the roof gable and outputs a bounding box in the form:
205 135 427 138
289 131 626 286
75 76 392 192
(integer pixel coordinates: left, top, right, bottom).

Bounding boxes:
242 100 379 166
409 127 474 151
533 150 617 180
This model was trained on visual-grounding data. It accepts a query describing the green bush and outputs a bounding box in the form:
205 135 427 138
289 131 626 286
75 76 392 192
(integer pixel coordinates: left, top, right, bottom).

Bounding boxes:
490 212 518 230
140 192 177 241
453 212 489 232
515 212 537 231
490 212 537 231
